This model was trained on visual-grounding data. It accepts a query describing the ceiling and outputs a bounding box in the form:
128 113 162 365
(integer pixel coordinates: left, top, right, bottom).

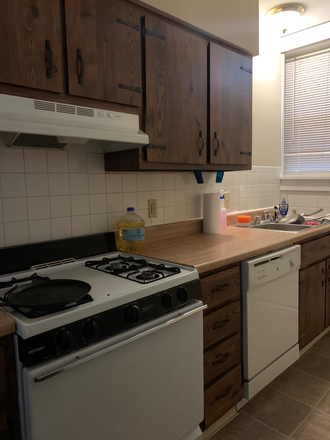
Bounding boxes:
259 0 330 34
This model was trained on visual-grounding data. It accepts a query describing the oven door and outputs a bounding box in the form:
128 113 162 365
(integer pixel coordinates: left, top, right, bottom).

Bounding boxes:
21 302 205 440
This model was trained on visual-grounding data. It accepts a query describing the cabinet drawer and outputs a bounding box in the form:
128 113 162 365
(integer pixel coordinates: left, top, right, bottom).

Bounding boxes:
204 334 241 386
301 235 330 269
204 365 242 429
203 301 241 350
201 266 240 313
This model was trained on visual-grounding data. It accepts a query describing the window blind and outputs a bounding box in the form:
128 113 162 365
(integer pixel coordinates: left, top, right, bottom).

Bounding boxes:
284 49 330 173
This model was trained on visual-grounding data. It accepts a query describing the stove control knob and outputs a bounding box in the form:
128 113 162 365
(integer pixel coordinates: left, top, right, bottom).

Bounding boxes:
177 287 188 302
125 305 142 323
162 293 173 308
82 321 99 340
55 331 74 351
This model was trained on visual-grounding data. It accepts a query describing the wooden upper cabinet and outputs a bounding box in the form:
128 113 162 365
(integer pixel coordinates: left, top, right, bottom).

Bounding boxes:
209 43 252 166
0 0 63 92
65 0 142 107
144 15 207 165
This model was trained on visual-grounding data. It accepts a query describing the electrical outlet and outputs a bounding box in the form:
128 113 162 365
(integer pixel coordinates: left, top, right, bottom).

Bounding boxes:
224 191 230 209
148 199 157 218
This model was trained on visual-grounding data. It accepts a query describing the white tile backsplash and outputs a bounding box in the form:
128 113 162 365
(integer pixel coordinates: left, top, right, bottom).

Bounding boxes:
1 173 26 197
26 174 49 196
47 150 69 173
24 149 48 173
0 144 283 248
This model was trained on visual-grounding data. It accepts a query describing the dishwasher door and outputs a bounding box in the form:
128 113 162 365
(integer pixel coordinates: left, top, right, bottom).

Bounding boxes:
241 245 301 399
20 302 204 440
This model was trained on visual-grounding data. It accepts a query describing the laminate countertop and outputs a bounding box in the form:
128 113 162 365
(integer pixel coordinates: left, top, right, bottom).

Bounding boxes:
137 220 330 276
0 310 15 338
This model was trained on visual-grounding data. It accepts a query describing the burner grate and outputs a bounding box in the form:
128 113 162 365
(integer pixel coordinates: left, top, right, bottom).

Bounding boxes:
85 255 181 284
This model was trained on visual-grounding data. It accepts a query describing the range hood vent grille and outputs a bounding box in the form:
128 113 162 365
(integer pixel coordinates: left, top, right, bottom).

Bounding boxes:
34 100 55 112
56 103 75 115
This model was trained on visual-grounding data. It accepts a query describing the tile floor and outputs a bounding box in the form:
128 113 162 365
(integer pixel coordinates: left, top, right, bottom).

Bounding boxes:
212 332 330 439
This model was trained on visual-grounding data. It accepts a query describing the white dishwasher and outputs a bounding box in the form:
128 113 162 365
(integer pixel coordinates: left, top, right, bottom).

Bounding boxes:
241 245 301 401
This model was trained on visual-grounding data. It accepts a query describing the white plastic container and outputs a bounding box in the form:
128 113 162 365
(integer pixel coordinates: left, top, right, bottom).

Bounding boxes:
116 207 145 251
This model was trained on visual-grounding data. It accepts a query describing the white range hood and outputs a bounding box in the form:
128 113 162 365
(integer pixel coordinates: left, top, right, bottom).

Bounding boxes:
0 94 149 153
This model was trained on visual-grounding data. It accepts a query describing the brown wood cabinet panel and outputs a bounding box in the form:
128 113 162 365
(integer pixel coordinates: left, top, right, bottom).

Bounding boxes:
204 334 241 387
145 14 207 165
0 336 20 440
65 0 142 106
300 234 330 270
204 365 242 429
203 301 241 351
201 266 240 314
0 0 63 92
299 261 326 349
326 258 330 328
209 43 252 166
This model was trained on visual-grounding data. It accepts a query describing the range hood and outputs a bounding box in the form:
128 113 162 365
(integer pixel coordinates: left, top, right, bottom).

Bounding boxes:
0 94 149 153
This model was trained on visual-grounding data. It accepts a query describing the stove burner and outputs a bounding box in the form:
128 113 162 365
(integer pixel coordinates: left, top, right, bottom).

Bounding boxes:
106 262 129 272
85 255 181 284
136 270 160 281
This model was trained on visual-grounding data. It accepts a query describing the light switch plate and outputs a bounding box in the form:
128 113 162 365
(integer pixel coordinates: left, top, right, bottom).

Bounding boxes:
148 199 157 218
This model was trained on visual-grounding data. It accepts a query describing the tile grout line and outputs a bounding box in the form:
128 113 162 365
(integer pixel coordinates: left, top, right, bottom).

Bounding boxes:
267 384 325 409
309 347 330 360
239 411 291 439
291 365 330 384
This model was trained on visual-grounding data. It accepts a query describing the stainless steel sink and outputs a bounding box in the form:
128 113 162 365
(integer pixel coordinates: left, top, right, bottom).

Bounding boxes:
249 223 314 233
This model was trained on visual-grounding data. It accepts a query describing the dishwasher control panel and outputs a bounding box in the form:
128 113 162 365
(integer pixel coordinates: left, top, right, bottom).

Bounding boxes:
241 245 301 290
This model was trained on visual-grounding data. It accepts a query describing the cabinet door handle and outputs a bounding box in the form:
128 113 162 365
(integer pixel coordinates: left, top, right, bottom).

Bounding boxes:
212 352 230 366
322 268 326 286
213 318 230 330
77 48 84 85
45 39 53 79
215 385 233 400
214 132 220 156
199 130 205 156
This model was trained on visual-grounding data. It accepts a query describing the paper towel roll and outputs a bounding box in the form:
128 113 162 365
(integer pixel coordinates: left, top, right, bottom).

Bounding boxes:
203 193 221 234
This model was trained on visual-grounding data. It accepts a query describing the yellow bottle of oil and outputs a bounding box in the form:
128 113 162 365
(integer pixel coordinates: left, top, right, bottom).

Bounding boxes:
116 207 145 252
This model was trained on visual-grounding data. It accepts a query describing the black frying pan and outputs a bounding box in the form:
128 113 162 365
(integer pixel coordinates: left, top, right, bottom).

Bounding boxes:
0 279 91 311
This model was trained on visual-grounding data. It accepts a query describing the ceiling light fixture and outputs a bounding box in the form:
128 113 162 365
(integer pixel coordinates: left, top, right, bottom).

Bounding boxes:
267 3 305 34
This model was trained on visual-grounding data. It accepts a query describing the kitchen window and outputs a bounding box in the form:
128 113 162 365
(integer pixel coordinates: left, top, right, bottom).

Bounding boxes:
283 48 330 180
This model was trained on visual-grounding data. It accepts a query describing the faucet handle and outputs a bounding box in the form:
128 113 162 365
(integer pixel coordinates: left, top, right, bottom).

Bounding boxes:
254 216 261 225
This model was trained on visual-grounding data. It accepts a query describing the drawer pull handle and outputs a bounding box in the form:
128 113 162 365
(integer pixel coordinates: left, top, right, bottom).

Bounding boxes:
213 319 230 330
215 386 233 400
211 283 229 294
212 353 230 366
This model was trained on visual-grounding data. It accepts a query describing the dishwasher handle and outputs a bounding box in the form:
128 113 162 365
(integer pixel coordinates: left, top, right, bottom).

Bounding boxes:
34 304 207 383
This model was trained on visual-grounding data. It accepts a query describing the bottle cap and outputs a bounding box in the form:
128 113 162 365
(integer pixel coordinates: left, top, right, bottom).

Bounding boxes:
127 207 134 211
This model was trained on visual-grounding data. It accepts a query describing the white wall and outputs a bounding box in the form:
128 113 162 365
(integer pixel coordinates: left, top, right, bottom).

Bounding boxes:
136 0 259 55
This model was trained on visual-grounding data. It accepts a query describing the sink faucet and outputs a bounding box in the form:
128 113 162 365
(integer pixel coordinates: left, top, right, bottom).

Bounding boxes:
262 208 280 222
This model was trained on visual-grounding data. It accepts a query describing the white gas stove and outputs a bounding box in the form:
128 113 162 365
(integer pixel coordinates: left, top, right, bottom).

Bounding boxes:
0 232 204 440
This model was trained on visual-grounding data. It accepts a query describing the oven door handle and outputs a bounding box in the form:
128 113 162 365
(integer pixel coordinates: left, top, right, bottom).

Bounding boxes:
34 304 207 383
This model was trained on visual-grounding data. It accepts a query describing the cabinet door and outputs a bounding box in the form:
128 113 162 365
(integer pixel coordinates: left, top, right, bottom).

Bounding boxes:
0 0 63 92
145 15 207 164
209 43 252 166
326 258 330 328
299 261 326 349
65 0 142 106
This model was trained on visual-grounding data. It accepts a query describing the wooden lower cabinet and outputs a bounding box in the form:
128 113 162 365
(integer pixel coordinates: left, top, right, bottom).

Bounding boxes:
0 335 20 440
204 365 242 429
200 265 242 430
